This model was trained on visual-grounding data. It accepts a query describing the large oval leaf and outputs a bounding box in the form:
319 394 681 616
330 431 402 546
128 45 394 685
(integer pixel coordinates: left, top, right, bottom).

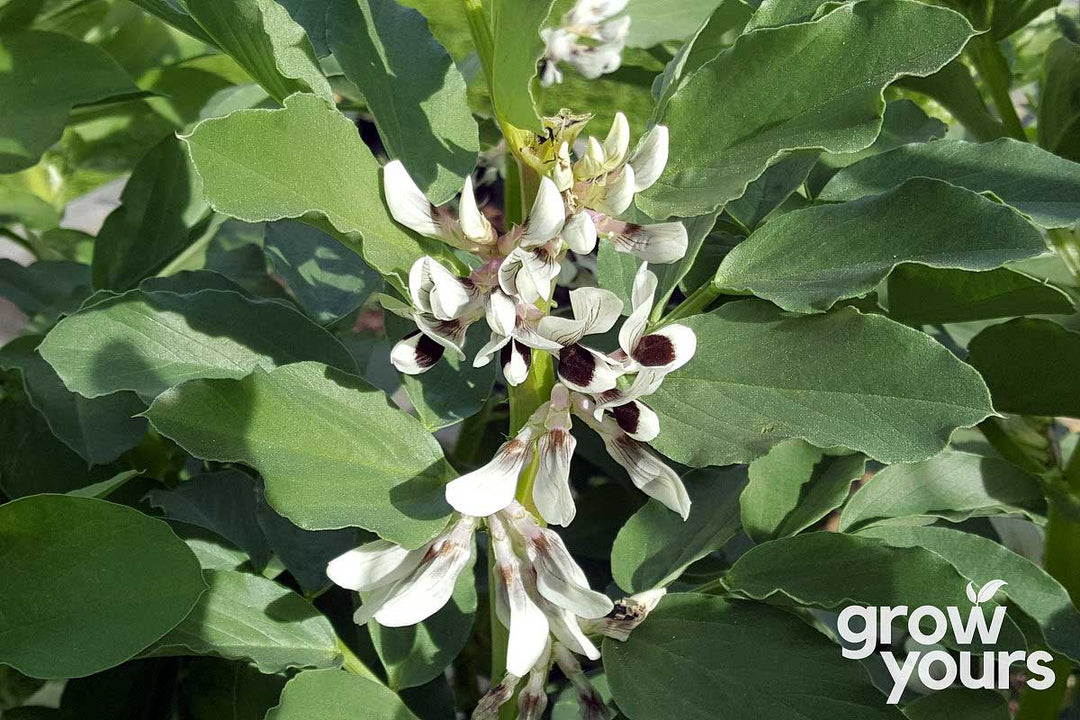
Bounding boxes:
39 286 356 399
603 593 903 720
638 0 974 217
144 361 453 548
714 178 1047 313
266 669 418 720
0 495 206 679
648 301 994 466
148 569 342 673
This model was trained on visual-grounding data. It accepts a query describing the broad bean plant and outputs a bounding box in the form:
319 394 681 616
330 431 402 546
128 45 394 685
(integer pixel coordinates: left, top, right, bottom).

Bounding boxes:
0 0 1079 719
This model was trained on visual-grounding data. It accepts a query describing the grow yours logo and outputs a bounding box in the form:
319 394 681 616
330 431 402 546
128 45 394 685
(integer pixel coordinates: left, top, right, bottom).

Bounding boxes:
837 580 1056 704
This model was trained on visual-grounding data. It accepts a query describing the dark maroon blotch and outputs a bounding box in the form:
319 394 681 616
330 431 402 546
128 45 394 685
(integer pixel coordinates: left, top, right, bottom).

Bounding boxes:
611 402 641 434
557 344 596 388
633 333 676 367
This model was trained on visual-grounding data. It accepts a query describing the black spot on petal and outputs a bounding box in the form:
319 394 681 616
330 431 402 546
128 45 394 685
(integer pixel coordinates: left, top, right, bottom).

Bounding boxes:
558 344 596 388
415 332 445 369
612 402 641 434
633 333 675 367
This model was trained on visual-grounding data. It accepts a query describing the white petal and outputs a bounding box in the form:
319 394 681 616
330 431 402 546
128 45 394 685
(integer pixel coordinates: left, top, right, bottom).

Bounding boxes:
352 582 398 626
504 572 550 676
519 246 562 302
503 341 532 386
458 174 492 244
519 177 566 249
629 124 668 192
630 324 696 373
601 112 630 170
327 540 425 591
533 429 577 526
579 587 666 641
445 436 533 516
384 160 444 239
426 260 473 321
391 331 444 375
618 262 656 356
609 220 687 264
524 527 612 618
553 141 574 192
570 41 623 79
592 368 666 413
373 537 474 627
473 673 521 720
574 137 606 180
557 344 624 394
545 604 601 660
604 434 691 519
611 400 660 441
598 14 631 42
472 331 511 368
562 211 597 255
486 289 517 337
595 164 635 217
539 286 622 346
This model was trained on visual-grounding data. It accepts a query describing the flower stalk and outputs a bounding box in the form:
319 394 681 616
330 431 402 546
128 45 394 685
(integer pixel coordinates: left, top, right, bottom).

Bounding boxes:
965 35 1026 142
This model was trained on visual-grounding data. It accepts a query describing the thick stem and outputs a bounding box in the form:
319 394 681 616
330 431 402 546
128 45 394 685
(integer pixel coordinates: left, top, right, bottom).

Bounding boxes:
1018 448 1080 719
965 35 1026 142
461 0 494 96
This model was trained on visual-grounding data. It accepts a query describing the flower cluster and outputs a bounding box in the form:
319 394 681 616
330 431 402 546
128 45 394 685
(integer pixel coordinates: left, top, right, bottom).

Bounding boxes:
539 0 631 86
331 109 692 718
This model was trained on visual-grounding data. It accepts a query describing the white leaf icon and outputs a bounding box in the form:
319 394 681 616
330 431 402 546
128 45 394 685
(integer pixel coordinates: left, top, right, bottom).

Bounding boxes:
977 579 1008 604
965 581 978 604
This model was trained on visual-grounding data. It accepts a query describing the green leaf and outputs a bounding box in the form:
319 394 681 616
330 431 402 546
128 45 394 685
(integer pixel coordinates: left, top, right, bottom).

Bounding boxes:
0 335 145 464
0 395 94 498
177 657 287 720
489 0 554 133
886 265 1076 325
819 138 1080 229
149 569 341 672
124 0 216 45
966 318 1080 418
67 470 141 500
648 301 993 466
0 31 138 173
266 669 418 719
603 593 903 720
146 470 274 570
839 449 1045 531
903 688 1009 720
0 259 90 318
277 0 332 56
746 0 837 28
726 152 818 232
741 440 866 543
264 219 382 325
623 0 727 47
39 285 356 399
58 658 181 720
370 538 476 690
637 0 975 218
0 495 205 679
184 0 331 103
145 361 453 548
611 466 747 593
0 187 59 230
254 488 360 596
861 524 1080 662
92 136 213 292
327 0 479 205
182 93 457 290
715 178 1047 313
1038 38 1080 162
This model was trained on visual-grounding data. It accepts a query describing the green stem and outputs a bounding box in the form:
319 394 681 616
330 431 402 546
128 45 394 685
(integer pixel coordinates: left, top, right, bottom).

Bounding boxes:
462 0 494 96
653 282 721 330
336 637 380 681
1018 448 1080 719
156 216 222 277
965 35 1026 141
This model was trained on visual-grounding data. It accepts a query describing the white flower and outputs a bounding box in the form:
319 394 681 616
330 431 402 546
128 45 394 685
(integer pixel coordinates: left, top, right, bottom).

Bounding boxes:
537 287 626 394
473 290 564 387
384 161 495 253
327 515 477 627
552 113 687 264
540 0 630 87
533 384 577 526
383 257 483 375
497 177 567 304
445 426 537 517
571 392 691 519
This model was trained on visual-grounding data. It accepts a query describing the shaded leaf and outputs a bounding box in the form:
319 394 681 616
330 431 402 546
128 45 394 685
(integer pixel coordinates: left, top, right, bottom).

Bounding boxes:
265 669 419 719
145 361 454 548
903 687 1009 720
611 466 747 593
489 0 553 133
0 495 205 679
